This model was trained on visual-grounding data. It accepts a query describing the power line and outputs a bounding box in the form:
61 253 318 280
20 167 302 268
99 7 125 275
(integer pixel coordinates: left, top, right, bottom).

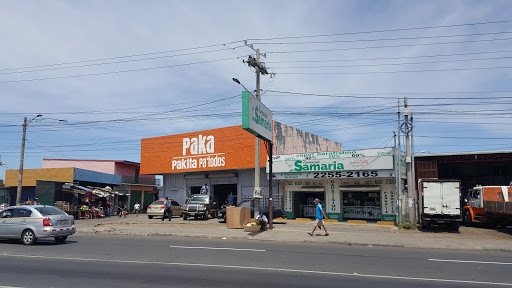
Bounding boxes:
251 31 512 45
245 19 512 41
0 41 244 72
271 55 512 70
266 37 512 54
277 65 512 75
265 90 512 99
0 46 246 76
0 57 239 84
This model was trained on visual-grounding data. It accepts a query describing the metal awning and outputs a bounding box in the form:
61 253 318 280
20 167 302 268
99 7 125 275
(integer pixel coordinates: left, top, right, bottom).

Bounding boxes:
73 185 92 192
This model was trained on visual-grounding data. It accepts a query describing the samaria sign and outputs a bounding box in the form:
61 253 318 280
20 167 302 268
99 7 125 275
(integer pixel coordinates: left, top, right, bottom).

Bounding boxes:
271 155 394 173
242 91 272 142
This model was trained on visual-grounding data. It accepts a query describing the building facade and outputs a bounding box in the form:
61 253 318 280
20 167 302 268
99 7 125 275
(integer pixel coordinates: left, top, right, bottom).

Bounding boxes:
140 122 342 207
273 148 401 222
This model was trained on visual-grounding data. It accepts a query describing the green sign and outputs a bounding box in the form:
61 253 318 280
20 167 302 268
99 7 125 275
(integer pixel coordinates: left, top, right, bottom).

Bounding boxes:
242 91 273 142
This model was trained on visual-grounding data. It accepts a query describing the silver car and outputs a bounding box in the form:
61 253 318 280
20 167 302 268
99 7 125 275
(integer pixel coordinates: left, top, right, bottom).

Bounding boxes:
0 205 76 245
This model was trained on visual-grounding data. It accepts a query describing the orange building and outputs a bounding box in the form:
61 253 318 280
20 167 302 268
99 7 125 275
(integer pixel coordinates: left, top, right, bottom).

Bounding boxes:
140 122 342 207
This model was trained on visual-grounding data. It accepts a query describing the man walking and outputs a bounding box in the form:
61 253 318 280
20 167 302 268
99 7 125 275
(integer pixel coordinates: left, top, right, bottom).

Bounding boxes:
308 198 329 236
162 197 172 221
133 202 140 216
105 200 111 217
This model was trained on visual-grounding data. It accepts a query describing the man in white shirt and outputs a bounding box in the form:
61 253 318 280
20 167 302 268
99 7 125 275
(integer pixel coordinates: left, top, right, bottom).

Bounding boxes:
133 202 140 216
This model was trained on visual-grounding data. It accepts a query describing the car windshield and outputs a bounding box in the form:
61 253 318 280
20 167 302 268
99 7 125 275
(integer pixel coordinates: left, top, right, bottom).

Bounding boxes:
239 201 251 207
189 195 209 203
35 206 66 216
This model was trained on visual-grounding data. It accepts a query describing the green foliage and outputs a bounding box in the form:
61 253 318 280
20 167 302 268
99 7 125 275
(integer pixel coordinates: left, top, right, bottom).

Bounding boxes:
398 221 416 230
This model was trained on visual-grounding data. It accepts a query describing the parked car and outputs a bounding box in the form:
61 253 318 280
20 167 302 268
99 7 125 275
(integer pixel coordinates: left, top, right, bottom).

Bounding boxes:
147 199 182 219
0 205 76 245
217 200 283 222
182 194 220 220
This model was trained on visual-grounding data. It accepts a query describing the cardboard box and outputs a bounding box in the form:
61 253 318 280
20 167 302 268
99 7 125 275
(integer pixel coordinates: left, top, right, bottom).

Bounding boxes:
226 207 251 229
244 225 261 232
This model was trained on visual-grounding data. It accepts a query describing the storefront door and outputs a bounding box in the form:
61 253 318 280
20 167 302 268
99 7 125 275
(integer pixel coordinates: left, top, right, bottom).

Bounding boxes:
341 190 381 220
293 191 325 219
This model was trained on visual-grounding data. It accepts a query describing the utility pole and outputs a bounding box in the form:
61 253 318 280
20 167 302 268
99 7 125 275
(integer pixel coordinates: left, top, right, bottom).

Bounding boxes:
254 48 262 219
243 44 271 220
404 97 415 225
411 113 419 224
16 117 28 205
396 102 402 224
268 141 273 230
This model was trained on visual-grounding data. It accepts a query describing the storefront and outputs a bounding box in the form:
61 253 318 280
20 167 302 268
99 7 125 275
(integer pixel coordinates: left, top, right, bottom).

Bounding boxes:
140 123 343 207
273 148 400 222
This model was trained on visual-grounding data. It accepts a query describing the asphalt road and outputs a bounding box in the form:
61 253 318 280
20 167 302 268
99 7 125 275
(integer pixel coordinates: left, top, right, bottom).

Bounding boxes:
0 235 511 288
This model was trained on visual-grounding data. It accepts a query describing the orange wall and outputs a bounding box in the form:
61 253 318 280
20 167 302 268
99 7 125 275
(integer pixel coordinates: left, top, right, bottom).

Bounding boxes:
5 168 75 187
141 126 267 174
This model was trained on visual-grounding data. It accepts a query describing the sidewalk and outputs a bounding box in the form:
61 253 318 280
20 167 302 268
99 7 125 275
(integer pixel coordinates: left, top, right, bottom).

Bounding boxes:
76 215 512 252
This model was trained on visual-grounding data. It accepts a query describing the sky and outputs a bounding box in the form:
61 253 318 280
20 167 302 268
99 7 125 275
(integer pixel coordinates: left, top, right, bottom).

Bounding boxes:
1 0 512 179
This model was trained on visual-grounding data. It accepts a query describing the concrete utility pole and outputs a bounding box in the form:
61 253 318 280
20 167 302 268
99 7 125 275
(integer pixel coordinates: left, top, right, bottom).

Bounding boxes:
396 102 402 224
16 117 28 205
404 97 415 225
254 48 262 219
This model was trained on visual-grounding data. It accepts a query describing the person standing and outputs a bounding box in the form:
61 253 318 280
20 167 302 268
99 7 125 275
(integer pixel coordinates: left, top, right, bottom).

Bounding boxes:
228 192 235 206
163 197 172 221
200 183 209 195
308 198 329 236
105 200 111 217
133 202 140 216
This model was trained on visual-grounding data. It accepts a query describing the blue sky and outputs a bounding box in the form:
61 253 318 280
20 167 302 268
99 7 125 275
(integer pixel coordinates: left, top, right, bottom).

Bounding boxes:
1 1 512 179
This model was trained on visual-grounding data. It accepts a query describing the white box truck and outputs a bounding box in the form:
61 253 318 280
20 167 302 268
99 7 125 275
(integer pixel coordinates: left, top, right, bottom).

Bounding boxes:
420 179 462 230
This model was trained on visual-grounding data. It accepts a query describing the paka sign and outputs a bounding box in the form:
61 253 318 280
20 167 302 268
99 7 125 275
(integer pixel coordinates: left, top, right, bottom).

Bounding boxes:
140 126 267 174
242 91 273 142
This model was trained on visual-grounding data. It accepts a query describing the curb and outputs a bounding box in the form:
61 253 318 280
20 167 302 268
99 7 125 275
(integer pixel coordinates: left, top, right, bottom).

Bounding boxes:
376 221 396 226
323 219 339 223
294 218 312 222
347 220 367 225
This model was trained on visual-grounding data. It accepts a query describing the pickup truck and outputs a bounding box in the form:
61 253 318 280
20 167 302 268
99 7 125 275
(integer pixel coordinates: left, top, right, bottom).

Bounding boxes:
217 200 283 222
182 194 220 220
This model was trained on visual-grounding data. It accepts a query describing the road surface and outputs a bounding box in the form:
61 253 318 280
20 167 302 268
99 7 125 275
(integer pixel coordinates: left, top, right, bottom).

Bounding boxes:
0 235 511 287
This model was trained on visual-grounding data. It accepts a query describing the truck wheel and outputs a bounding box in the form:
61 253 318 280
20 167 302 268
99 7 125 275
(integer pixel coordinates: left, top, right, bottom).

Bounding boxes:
450 223 460 231
421 221 431 230
183 214 188 220
464 211 473 227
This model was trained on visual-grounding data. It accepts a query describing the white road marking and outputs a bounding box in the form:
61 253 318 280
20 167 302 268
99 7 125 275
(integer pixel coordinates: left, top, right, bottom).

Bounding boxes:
429 259 512 265
1 253 511 286
169 245 265 252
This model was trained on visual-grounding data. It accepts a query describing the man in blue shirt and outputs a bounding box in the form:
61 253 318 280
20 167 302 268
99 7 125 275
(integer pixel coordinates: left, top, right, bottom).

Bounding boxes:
308 198 329 236
200 184 209 195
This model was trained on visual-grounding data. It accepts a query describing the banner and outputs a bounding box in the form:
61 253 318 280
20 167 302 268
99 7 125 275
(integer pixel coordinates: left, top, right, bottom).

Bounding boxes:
271 155 394 173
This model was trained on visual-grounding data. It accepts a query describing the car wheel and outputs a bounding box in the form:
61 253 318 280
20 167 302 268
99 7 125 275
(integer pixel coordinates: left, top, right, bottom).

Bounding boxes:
183 214 188 220
464 210 473 226
148 215 153 219
21 229 37 245
54 236 68 244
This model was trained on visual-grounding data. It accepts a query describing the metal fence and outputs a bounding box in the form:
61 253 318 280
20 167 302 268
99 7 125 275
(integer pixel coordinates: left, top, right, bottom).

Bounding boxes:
241 195 282 208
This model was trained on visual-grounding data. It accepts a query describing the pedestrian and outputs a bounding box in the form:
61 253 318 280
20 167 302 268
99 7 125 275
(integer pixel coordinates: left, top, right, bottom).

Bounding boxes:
200 183 209 195
256 212 268 231
162 197 172 221
133 202 140 216
228 192 235 206
308 198 329 236
105 200 111 217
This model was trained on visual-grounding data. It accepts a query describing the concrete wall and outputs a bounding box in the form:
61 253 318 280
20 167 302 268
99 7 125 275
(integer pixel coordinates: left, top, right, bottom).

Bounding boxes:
43 159 115 175
114 162 155 180
5 168 74 187
74 168 122 185
162 168 278 206
273 121 342 155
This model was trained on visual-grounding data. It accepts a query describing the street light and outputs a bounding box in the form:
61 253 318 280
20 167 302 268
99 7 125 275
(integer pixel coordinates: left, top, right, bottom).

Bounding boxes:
232 78 251 93
16 114 66 204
